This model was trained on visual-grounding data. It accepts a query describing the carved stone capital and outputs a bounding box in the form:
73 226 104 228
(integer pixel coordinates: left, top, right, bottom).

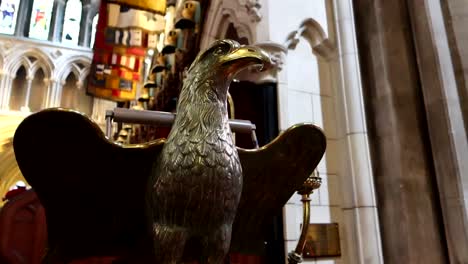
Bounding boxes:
235 42 287 84
245 0 262 23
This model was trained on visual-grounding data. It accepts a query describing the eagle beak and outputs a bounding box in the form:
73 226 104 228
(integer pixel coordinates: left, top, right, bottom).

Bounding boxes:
220 45 271 71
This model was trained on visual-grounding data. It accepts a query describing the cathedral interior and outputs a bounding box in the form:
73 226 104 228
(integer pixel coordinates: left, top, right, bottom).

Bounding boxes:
0 0 467 263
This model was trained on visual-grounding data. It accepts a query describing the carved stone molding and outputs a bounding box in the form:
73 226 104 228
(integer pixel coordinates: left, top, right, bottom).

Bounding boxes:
286 18 337 60
245 0 262 23
236 42 287 84
0 35 93 111
200 0 260 49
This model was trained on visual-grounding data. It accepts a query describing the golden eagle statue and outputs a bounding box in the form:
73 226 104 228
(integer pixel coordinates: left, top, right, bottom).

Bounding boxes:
13 40 326 263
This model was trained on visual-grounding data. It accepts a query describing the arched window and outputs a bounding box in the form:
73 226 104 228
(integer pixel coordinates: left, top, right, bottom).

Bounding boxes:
28 0 54 40
9 66 27 111
0 0 21 35
62 0 82 45
90 14 99 48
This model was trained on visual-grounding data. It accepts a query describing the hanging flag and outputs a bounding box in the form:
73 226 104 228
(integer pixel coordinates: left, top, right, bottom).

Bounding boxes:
87 0 166 102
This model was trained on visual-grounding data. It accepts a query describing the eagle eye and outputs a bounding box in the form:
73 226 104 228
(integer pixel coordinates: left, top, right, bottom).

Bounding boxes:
212 43 231 56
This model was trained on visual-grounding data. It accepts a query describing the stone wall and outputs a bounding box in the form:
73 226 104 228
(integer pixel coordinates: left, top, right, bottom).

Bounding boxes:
443 0 468 129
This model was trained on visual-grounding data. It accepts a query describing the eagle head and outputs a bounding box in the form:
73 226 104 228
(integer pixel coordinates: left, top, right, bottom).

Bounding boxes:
181 40 270 106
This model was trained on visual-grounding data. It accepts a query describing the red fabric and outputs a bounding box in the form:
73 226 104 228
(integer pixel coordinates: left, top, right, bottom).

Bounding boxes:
3 187 27 201
112 90 121 97
94 2 110 51
230 253 264 264
70 257 117 264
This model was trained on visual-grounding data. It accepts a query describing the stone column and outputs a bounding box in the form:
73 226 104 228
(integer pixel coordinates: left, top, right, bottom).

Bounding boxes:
43 78 60 108
406 1 468 262
21 76 34 112
353 0 448 262
2 75 13 110
78 3 95 47
0 71 6 110
14 0 32 37
55 80 66 107
330 1 384 263
44 79 61 108
48 0 67 42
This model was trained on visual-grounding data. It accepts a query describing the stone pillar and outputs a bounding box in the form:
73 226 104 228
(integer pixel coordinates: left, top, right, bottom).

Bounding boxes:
43 78 59 108
14 0 32 37
2 75 13 110
21 76 34 112
44 79 60 108
49 0 67 42
78 3 95 47
330 1 384 263
0 71 6 110
55 80 66 107
406 1 468 262
353 0 448 263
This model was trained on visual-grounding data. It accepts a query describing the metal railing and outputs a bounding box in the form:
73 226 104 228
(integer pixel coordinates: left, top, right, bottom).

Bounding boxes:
105 108 259 148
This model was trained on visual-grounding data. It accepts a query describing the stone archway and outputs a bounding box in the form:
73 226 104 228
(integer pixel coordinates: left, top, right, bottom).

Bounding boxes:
200 0 262 50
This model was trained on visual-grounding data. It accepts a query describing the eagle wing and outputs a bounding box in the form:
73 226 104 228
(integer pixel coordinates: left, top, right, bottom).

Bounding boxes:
13 108 164 261
231 124 326 254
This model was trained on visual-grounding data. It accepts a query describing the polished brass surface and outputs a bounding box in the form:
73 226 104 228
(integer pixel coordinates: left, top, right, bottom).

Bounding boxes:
303 223 341 258
13 40 327 263
288 171 322 264
227 92 236 143
149 39 270 264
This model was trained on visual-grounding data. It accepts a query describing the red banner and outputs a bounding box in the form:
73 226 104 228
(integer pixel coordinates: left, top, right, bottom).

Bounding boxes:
87 1 165 102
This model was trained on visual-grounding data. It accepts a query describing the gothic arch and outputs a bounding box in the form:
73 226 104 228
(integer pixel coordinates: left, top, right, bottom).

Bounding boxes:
0 54 5 74
286 18 336 60
9 58 33 79
200 0 257 49
55 55 91 85
5 48 54 79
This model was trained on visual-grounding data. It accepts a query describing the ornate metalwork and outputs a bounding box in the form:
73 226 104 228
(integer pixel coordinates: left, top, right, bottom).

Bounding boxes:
149 39 270 263
13 40 327 264
288 171 322 264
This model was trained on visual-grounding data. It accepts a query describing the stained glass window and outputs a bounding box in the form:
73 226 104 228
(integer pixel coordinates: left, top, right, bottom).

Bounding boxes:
62 0 82 45
28 0 54 40
90 14 99 48
0 0 20 35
